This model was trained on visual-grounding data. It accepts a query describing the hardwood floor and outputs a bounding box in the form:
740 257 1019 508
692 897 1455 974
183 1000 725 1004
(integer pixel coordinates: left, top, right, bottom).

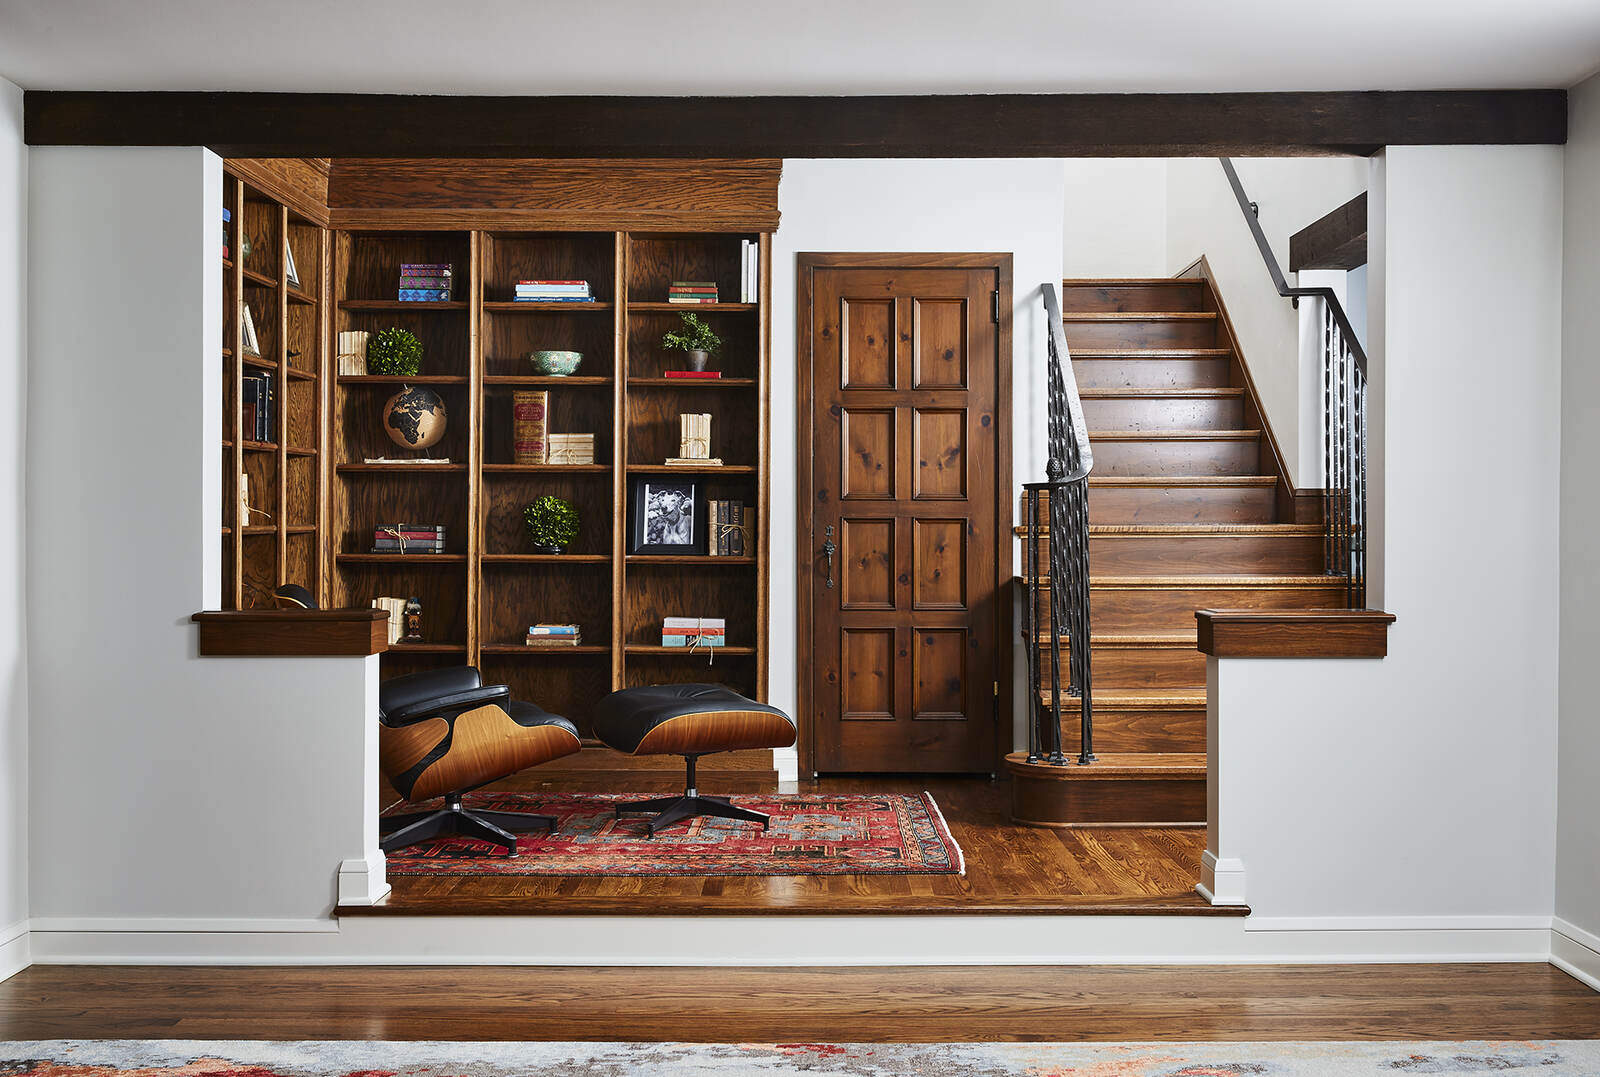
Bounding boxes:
1 964 1595 1041
352 775 1238 916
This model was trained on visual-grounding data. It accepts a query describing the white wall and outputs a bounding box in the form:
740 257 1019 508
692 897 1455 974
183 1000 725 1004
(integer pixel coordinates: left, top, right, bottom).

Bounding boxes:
1062 160 1166 278
1555 71 1600 985
1166 157 1368 485
770 160 1066 772
0 77 28 978
1206 146 1563 931
26 148 384 930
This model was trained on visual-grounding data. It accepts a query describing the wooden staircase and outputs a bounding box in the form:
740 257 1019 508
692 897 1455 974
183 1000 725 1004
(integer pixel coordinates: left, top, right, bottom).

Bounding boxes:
1008 277 1345 828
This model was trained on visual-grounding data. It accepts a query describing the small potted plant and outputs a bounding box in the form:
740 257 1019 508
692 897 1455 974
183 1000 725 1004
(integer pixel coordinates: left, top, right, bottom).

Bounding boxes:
661 311 722 372
524 495 581 554
367 326 423 378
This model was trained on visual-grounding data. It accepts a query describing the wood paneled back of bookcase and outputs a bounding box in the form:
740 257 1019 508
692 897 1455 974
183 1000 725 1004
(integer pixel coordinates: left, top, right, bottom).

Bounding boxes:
221 158 780 748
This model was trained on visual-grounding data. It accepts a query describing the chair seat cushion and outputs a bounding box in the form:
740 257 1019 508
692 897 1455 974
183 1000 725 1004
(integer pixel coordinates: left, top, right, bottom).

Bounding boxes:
507 699 580 740
593 683 795 756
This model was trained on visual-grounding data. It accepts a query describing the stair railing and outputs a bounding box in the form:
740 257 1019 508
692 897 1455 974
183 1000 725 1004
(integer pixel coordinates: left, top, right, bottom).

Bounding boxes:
1021 283 1094 766
1219 158 1368 608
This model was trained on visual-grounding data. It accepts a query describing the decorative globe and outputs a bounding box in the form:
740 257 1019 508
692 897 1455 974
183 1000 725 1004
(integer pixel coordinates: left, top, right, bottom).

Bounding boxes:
383 386 448 450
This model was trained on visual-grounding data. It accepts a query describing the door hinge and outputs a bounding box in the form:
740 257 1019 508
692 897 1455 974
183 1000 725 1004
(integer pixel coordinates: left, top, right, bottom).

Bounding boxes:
991 290 1001 323
993 680 999 696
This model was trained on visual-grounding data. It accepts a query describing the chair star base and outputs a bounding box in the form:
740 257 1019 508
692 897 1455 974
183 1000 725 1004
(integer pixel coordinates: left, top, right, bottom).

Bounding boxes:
381 792 557 855
615 792 771 837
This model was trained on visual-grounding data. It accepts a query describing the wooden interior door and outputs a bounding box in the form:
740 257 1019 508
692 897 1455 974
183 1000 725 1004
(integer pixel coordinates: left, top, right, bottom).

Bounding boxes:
802 258 1008 775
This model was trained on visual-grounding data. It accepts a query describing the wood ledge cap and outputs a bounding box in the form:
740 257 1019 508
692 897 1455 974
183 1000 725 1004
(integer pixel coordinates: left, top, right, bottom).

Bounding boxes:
1196 608 1395 659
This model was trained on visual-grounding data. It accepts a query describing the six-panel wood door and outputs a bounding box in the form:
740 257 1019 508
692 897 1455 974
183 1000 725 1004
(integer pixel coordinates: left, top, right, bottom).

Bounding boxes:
806 264 1002 774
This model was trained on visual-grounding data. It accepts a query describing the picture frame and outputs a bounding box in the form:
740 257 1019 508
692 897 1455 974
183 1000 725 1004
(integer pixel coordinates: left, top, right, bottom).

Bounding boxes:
240 303 260 355
629 477 704 555
284 239 301 290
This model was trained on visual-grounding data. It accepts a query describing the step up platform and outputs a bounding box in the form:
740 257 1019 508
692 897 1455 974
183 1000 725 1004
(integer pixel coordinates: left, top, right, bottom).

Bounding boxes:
1005 751 1206 828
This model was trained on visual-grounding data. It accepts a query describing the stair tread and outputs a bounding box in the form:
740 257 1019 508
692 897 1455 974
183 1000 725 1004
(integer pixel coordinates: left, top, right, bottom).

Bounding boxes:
1019 573 1344 586
1063 278 1205 287
1063 312 1217 321
1032 632 1198 647
1014 752 1207 777
1092 690 1209 707
1072 348 1232 359
1080 387 1243 398
1014 523 1321 535
1087 429 1261 441
1089 475 1276 487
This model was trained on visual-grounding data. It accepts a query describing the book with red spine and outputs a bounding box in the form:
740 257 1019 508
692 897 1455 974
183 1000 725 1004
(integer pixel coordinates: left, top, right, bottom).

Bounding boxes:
663 370 723 379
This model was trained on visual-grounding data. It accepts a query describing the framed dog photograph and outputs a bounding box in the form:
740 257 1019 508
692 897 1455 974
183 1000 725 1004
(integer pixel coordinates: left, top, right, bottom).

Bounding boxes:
629 477 704 555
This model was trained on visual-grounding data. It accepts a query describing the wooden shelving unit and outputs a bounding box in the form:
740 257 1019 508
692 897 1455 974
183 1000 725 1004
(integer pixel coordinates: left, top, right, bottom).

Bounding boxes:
220 168 328 609
326 226 772 740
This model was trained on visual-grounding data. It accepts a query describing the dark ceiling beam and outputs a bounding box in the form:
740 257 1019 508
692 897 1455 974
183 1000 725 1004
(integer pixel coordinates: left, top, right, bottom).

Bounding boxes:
1291 192 1368 271
23 90 1566 157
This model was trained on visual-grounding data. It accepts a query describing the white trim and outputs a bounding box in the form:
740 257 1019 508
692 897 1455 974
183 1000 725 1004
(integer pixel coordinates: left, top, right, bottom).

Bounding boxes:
337 854 390 907
1199 852 1247 905
30 917 339 934
0 920 28 983
1551 917 1600 992
1246 915 1554 933
21 914 1555 967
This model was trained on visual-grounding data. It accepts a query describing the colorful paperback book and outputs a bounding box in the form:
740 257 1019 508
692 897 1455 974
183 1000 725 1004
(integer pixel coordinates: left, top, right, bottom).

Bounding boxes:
398 288 453 302
400 264 453 276
528 625 581 635
514 295 593 303
667 296 719 304
397 275 452 290
662 634 725 647
663 616 725 630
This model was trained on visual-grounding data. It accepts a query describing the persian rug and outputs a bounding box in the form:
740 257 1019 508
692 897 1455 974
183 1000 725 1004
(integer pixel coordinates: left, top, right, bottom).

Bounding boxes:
381 790 964 876
4 1040 1600 1075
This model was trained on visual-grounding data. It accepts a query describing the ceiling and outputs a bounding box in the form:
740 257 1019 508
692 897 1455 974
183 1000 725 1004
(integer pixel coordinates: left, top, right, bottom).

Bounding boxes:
2 0 1598 94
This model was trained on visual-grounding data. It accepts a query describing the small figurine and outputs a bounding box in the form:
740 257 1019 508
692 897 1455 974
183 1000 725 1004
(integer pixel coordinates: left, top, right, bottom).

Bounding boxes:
401 597 424 643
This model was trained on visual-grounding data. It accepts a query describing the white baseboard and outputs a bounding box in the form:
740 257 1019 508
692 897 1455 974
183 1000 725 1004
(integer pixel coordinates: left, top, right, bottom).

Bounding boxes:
0 919 28 982
337 854 390 907
1551 917 1600 992
1199 852 1247 905
22 913 1557 967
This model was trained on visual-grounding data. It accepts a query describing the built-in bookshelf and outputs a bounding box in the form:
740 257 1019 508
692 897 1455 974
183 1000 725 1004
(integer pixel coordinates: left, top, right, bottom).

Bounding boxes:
220 168 327 608
326 228 772 744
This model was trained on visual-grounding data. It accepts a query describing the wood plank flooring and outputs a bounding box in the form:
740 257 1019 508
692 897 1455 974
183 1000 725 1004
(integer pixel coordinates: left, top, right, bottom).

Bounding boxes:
1 964 1595 1041
352 775 1238 916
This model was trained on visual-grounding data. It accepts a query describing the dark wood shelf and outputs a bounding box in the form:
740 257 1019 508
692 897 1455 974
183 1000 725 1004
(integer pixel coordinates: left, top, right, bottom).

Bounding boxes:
335 553 467 565
481 553 611 564
627 555 755 565
286 285 316 305
625 644 756 656
482 301 613 313
284 365 316 381
241 353 275 370
483 375 613 387
481 463 609 474
628 302 756 313
339 299 468 312
242 266 278 288
480 643 611 655
626 463 756 474
337 375 468 385
336 462 466 474
629 377 756 388
386 642 469 654
243 442 317 456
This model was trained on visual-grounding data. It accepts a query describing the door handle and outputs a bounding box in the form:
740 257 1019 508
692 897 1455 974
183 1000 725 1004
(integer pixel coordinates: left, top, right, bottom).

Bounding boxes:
822 526 836 589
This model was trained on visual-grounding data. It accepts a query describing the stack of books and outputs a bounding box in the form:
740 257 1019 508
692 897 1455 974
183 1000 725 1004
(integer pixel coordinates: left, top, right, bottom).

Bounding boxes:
707 500 751 557
668 281 718 304
372 524 446 554
666 413 720 467
662 617 725 648
527 624 582 648
738 239 759 302
547 433 596 465
222 207 232 261
515 280 592 303
243 371 274 443
336 331 370 376
398 263 453 302
372 597 407 645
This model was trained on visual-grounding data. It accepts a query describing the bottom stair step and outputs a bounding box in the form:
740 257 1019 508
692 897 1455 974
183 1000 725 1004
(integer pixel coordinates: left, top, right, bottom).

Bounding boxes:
1004 751 1205 828
1036 690 1207 753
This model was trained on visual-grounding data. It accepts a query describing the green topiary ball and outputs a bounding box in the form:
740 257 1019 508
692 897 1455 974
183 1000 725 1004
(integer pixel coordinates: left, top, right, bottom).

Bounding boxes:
367 327 423 377
524 495 581 552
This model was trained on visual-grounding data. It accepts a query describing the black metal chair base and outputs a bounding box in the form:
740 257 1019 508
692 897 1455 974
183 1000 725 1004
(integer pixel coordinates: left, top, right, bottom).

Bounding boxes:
381 794 557 855
615 793 770 837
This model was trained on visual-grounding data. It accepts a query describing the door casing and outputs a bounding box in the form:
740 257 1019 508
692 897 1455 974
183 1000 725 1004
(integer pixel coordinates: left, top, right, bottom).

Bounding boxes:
795 252 1014 779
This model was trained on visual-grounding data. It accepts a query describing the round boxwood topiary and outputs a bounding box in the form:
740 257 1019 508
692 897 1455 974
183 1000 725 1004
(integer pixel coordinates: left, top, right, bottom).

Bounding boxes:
367 326 423 377
524 495 581 553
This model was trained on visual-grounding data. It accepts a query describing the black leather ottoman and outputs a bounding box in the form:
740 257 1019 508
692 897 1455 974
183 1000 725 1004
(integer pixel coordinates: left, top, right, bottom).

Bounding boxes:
593 684 796 836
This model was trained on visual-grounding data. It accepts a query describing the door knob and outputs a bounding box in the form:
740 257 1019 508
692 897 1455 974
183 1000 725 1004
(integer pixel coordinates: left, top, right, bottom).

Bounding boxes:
822 526 836 589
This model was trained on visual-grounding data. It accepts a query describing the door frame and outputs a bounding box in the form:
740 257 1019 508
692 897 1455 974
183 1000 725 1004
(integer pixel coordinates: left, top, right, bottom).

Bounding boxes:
795 252 1014 779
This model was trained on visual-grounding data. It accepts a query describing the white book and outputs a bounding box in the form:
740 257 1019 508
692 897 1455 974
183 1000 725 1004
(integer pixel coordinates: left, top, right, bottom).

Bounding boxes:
663 616 725 630
739 241 750 303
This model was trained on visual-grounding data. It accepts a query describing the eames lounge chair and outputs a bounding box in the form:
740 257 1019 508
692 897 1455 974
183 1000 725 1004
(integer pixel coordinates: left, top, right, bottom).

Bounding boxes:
378 666 582 854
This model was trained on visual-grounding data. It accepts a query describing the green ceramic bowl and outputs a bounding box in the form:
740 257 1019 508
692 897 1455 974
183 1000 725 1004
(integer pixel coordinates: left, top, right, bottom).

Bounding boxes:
529 350 583 376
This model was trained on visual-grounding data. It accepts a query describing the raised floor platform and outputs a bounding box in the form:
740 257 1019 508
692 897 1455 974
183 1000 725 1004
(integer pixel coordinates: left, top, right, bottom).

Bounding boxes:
346 775 1244 917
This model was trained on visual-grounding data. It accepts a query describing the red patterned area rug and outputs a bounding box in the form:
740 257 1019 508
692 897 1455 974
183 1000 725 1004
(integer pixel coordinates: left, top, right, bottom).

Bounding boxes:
382 791 964 877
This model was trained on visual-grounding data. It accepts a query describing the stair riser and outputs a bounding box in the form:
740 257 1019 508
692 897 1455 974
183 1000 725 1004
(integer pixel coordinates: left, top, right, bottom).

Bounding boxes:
1087 438 1261 476
1061 705 1207 754
1089 484 1277 524
1009 768 1205 827
1060 283 1206 313
1079 533 1327 575
1081 396 1245 431
1038 643 1206 690
1065 319 1217 350
1072 357 1231 389
1089 584 1349 633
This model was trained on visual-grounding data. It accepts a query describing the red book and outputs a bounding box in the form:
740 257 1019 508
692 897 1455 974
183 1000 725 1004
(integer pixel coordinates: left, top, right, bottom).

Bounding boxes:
664 370 723 379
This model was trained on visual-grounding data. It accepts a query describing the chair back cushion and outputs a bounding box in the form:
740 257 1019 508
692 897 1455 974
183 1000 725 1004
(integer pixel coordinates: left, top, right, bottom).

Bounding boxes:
378 666 482 722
